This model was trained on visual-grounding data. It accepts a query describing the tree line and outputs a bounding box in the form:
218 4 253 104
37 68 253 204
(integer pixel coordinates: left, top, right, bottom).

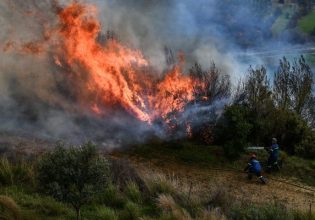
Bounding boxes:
214 56 314 159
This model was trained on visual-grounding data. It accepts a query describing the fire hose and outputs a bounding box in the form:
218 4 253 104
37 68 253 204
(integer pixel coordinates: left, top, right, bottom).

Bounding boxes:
206 167 315 194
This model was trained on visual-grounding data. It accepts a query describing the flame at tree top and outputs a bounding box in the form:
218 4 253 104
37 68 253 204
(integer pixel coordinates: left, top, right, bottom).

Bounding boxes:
56 3 202 123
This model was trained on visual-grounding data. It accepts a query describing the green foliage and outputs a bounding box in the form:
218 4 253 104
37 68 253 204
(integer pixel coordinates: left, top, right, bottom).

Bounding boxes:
125 182 142 204
224 56 315 157
95 207 118 220
98 183 126 209
37 142 110 220
215 105 252 159
82 206 118 220
0 186 74 220
0 157 34 187
298 9 315 34
119 201 142 220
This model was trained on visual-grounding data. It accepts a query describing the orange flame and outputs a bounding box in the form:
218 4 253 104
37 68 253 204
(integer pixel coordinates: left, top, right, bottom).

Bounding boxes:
56 3 201 123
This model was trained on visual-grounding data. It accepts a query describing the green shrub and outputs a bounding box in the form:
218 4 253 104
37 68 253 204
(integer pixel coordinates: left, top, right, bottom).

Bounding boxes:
82 206 118 220
125 182 142 204
295 130 315 159
119 201 142 220
37 142 110 220
0 158 34 187
98 183 126 208
0 158 13 185
96 207 118 220
215 105 252 159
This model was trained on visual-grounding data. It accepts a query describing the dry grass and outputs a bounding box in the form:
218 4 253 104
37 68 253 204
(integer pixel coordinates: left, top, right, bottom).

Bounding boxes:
141 170 229 220
0 195 21 220
157 194 192 220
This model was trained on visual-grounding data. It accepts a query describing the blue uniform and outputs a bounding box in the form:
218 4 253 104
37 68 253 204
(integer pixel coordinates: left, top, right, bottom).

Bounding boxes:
268 144 279 165
245 157 266 184
249 158 262 175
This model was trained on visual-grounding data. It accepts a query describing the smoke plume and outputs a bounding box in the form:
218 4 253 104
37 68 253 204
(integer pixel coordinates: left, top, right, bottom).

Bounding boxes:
0 0 312 147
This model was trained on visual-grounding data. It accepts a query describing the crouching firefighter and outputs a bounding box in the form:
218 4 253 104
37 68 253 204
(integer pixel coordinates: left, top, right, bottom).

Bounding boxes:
244 153 267 184
267 138 280 172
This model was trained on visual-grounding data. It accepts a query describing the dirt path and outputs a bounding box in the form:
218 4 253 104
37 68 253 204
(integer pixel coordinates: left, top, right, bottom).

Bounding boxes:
124 156 315 212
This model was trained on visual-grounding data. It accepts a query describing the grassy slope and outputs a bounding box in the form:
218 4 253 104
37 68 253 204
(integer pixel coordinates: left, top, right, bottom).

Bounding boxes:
298 9 315 34
122 140 315 186
0 186 75 220
0 141 314 219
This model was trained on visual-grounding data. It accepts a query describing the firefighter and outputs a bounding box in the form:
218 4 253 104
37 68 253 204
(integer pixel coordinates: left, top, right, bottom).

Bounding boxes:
267 137 280 172
244 153 267 184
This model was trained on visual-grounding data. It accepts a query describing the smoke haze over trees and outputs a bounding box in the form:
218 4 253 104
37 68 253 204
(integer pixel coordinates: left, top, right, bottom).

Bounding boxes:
0 0 314 148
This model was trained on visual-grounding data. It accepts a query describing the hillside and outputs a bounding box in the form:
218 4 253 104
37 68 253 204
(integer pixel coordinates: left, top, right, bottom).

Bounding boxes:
0 136 315 219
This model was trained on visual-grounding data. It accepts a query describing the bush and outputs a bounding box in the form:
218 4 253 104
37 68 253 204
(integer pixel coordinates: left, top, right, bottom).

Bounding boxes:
0 157 34 187
215 105 252 159
119 201 142 220
295 130 315 159
0 158 13 185
98 183 126 209
96 207 118 220
83 206 118 220
37 142 110 220
0 195 21 220
125 182 142 204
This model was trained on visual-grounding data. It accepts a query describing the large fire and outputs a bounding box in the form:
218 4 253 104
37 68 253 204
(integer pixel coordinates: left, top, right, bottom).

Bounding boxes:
55 3 202 123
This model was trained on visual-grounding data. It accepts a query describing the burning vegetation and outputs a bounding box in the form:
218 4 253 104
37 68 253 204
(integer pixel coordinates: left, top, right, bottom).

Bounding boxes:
56 3 211 123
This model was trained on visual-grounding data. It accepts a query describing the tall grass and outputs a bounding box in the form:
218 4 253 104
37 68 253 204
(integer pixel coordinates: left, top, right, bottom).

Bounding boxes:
119 201 143 220
0 157 35 186
125 181 143 204
0 186 73 218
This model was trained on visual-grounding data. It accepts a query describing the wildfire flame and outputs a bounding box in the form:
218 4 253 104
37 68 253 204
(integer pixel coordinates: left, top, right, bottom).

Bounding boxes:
55 3 202 123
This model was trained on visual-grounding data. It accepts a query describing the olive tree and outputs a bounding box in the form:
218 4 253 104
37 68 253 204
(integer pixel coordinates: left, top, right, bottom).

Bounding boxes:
37 142 109 220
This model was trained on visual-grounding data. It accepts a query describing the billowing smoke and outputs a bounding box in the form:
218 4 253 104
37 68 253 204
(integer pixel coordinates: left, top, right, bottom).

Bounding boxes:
0 0 312 147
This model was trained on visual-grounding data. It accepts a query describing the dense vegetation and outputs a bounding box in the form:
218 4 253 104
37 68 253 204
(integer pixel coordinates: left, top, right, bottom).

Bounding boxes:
176 55 314 160
213 56 315 159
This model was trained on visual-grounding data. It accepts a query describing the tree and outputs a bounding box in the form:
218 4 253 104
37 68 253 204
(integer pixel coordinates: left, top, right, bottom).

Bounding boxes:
306 96 315 128
273 57 291 110
189 62 230 104
37 142 109 220
234 66 274 144
274 56 313 120
243 66 273 112
188 62 230 142
215 105 252 159
290 56 313 115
